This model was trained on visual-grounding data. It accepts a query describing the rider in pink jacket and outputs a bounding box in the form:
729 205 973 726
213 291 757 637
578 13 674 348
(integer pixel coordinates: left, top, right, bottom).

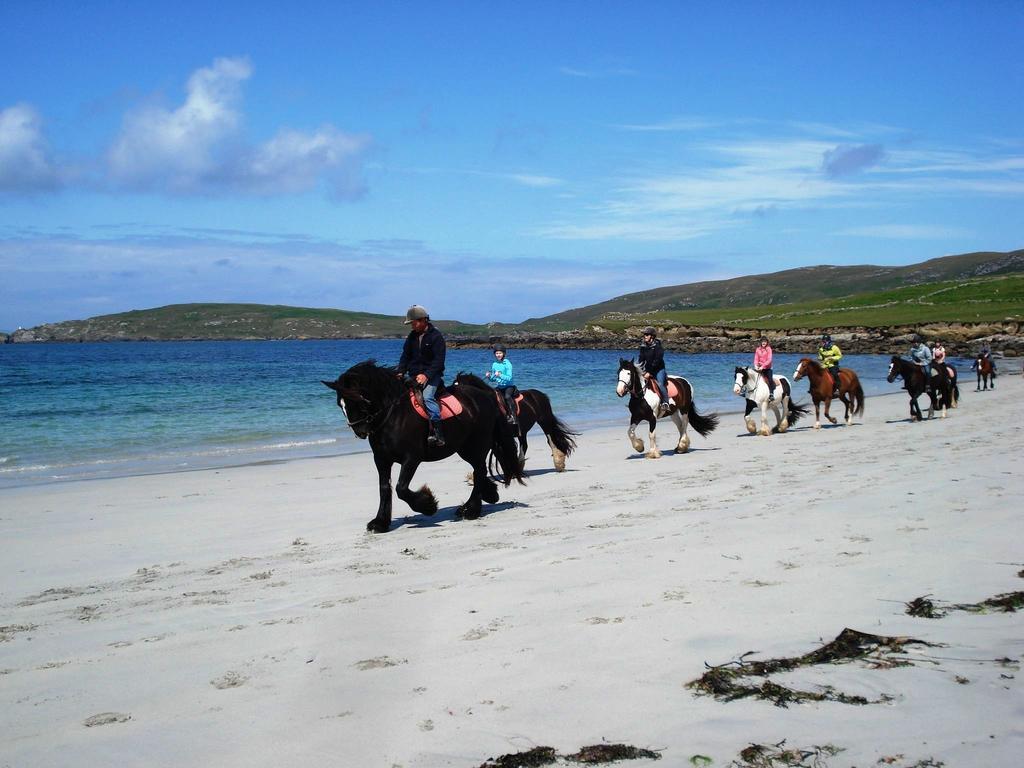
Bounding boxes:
753 337 775 401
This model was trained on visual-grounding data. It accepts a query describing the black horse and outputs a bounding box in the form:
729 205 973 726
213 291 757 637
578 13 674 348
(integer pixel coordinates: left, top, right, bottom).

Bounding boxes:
453 373 579 471
886 355 952 422
323 360 525 533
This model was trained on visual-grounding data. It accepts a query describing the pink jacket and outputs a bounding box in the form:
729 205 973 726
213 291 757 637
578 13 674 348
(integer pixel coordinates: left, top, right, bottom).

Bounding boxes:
754 345 773 369
932 345 946 363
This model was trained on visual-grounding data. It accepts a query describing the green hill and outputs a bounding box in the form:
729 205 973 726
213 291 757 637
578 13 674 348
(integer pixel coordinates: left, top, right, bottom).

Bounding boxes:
9 303 488 342
522 249 1024 330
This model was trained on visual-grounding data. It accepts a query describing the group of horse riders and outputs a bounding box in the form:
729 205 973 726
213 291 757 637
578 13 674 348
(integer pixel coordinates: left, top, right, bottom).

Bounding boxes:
397 303 1000 446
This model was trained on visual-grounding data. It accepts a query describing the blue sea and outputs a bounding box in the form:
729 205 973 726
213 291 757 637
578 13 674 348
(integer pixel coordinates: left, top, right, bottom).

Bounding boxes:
0 340 935 489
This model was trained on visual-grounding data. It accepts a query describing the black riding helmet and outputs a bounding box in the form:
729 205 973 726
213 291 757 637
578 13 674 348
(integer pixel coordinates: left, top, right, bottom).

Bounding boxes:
492 344 507 353
642 327 657 337
821 333 832 344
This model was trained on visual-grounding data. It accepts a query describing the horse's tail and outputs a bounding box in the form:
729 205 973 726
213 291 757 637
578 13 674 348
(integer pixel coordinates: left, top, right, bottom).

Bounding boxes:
530 391 579 457
686 401 719 437
850 378 866 417
787 399 809 427
490 411 526 486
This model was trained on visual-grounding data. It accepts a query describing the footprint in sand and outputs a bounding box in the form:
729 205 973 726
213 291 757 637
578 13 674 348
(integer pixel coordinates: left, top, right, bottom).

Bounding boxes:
83 712 131 727
211 671 249 689
353 656 407 670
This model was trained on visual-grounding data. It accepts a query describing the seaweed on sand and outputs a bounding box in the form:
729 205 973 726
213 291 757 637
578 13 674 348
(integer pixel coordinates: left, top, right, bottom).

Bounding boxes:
905 590 1024 618
687 628 938 707
567 744 661 762
478 746 558 768
478 744 662 767
733 741 843 768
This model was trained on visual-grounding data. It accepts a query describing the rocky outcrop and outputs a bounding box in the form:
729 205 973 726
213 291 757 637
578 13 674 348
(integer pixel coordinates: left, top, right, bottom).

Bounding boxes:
449 321 1024 356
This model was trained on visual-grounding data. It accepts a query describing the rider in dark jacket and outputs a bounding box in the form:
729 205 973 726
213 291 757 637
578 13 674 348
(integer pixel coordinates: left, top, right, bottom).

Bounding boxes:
397 305 447 446
638 327 670 415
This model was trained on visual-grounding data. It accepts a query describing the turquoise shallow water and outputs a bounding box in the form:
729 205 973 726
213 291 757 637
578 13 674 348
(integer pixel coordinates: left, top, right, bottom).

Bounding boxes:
0 340 952 488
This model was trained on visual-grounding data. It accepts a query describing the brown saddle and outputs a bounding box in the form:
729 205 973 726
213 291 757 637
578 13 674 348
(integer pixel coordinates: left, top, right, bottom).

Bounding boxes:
495 391 524 417
647 378 680 400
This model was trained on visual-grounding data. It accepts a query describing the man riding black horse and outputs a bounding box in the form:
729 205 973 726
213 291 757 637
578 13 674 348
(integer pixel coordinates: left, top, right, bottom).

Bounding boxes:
396 305 447 447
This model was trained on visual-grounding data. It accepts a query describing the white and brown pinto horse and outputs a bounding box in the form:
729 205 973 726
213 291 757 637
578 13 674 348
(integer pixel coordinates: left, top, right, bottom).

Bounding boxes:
616 359 719 458
733 366 807 436
792 358 865 429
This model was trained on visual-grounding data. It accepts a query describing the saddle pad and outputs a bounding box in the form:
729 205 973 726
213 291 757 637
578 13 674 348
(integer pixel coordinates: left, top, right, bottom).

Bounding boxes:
496 392 524 415
409 390 464 420
649 378 681 400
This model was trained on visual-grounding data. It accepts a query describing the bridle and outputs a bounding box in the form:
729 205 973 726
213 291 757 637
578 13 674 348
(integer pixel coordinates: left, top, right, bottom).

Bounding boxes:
340 388 398 435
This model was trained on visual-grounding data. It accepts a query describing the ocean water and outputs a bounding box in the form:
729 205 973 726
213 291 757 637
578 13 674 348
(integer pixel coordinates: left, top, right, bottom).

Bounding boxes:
0 340 943 488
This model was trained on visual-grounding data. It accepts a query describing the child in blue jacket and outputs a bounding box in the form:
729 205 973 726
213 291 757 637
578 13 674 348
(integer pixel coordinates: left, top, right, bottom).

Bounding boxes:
485 345 518 426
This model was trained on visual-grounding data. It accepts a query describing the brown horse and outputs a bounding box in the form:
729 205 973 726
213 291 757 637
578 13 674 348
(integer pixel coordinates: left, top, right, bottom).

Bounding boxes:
974 355 995 391
792 358 865 429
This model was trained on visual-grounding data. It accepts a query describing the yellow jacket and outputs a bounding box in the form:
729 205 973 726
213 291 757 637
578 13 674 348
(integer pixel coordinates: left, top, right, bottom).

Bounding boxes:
818 343 842 368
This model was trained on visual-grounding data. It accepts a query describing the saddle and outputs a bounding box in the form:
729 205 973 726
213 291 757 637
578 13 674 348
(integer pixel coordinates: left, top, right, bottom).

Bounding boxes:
647 378 680 400
408 388 464 420
495 391 524 417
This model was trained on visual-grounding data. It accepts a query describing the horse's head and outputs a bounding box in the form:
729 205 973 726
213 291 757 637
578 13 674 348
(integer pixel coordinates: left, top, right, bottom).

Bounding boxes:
453 371 489 391
886 355 901 383
617 358 638 398
792 358 811 381
322 359 401 439
733 366 751 396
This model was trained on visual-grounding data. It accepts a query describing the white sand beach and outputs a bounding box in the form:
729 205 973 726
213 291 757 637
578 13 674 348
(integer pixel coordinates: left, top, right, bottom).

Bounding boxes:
2 379 1022 767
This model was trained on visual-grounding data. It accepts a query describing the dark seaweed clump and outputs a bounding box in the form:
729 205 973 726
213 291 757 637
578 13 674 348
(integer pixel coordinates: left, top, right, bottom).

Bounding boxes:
688 628 937 708
734 741 843 767
478 744 661 767
906 590 1024 617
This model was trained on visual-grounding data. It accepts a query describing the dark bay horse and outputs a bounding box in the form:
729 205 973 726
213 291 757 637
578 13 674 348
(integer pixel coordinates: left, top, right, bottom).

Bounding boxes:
792 358 865 429
323 360 525 533
453 373 579 471
974 355 995 391
887 356 951 421
616 359 719 458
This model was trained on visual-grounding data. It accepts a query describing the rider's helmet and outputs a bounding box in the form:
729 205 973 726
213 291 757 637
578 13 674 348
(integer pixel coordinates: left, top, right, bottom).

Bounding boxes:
492 344 507 354
404 305 429 324
821 333 832 345
912 333 923 344
759 336 769 344
642 327 657 338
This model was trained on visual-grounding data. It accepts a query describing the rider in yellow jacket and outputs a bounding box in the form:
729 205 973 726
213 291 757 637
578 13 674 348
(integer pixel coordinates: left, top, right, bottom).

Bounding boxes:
817 334 842 397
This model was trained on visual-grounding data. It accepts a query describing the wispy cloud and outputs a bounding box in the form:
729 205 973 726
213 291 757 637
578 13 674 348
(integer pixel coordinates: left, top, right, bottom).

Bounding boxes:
836 224 971 240
0 104 62 193
559 65 637 79
0 231 721 326
105 57 371 198
613 116 723 132
537 121 1024 242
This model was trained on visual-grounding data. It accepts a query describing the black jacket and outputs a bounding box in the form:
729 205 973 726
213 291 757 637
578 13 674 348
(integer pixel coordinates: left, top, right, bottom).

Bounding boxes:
398 324 446 383
638 340 665 375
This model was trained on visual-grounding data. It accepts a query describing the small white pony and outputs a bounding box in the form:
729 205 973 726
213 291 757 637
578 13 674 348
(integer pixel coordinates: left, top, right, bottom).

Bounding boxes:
732 366 807 436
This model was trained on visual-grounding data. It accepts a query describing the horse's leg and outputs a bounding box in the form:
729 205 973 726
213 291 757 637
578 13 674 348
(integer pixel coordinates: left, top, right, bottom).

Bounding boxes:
628 420 645 453
758 399 770 436
841 393 852 425
366 454 395 533
394 457 438 517
672 408 689 452
457 453 491 520
778 395 789 432
645 413 661 459
823 395 837 425
813 398 822 429
545 433 566 472
518 428 528 470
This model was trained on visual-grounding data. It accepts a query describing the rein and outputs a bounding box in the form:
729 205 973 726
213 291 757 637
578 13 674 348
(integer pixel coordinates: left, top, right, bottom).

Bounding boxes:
343 390 400 435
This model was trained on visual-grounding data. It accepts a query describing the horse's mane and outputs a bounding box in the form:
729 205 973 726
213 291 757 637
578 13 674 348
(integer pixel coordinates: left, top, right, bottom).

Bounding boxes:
342 359 405 398
453 371 491 391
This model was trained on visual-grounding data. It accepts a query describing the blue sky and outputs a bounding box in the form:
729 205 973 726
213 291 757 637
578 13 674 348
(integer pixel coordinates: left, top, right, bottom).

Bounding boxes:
1 1 1022 328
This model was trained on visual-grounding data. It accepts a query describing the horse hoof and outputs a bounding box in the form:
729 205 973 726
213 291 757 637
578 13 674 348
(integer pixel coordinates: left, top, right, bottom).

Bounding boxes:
813 423 821 430
630 440 645 453
745 420 757 434
460 504 481 520
366 519 390 534
646 450 661 459
760 428 770 437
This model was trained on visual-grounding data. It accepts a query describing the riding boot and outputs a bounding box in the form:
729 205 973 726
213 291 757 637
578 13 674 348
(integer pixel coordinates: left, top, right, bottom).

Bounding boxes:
427 419 445 448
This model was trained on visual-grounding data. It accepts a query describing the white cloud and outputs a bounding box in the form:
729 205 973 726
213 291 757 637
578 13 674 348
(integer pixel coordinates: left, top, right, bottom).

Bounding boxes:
106 57 370 198
0 103 61 192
